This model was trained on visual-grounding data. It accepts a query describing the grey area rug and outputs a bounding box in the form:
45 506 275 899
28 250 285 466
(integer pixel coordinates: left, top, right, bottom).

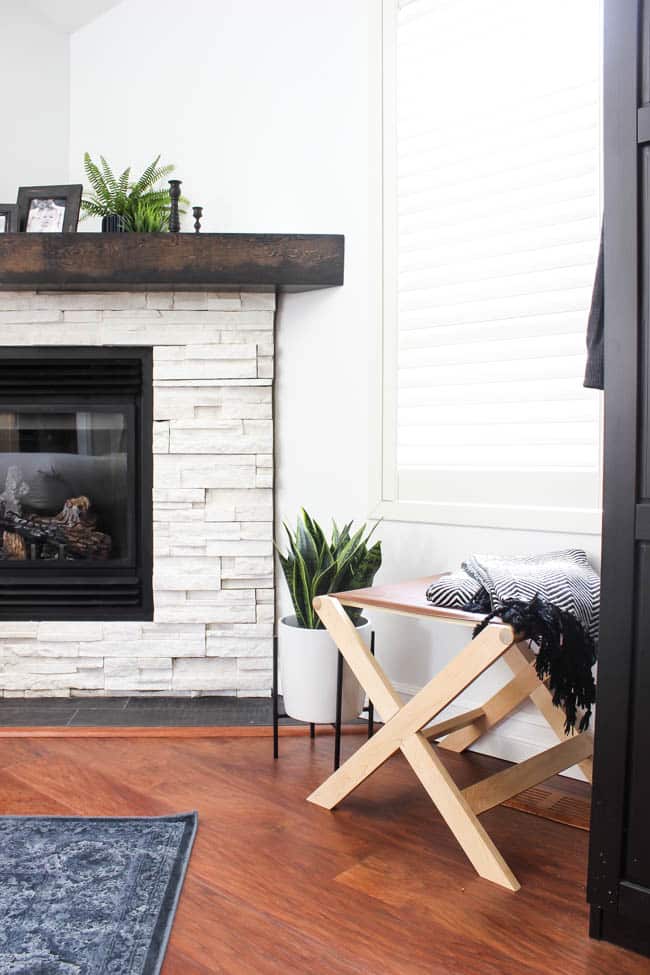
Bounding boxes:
0 813 197 975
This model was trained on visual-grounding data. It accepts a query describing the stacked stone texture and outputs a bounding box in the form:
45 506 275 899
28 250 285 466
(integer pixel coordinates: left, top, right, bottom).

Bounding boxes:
0 291 274 698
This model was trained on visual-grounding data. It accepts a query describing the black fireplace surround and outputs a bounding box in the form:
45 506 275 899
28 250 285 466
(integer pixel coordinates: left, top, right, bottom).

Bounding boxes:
0 347 153 620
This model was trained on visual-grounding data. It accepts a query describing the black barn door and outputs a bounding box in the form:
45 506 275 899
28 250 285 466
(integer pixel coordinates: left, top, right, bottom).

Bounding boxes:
588 0 650 956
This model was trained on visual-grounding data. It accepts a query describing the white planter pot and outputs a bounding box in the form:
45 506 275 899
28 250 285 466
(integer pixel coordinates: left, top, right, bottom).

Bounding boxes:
279 614 369 724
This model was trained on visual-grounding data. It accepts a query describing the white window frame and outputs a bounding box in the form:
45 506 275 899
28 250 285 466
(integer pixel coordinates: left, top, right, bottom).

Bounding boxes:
369 0 603 535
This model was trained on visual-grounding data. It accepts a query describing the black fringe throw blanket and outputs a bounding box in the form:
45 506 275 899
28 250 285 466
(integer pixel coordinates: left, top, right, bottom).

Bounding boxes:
425 550 599 732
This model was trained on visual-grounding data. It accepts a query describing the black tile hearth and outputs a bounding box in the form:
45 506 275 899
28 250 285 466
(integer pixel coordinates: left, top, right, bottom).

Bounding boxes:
0 696 299 728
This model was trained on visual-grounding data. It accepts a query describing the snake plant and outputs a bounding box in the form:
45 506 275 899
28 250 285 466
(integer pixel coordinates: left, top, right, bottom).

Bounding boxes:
277 509 382 628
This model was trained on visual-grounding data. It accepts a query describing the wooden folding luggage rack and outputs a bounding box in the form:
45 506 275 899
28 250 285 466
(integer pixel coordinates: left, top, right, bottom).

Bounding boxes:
307 576 594 891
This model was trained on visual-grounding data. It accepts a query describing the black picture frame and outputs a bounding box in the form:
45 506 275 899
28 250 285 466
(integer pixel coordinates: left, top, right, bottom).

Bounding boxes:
16 184 82 233
0 204 18 233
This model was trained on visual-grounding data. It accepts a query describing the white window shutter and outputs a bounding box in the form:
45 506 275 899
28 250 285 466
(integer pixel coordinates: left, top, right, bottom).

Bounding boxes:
385 0 603 523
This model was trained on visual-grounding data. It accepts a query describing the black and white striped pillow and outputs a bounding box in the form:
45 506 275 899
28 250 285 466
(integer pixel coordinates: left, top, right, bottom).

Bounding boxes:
425 570 480 609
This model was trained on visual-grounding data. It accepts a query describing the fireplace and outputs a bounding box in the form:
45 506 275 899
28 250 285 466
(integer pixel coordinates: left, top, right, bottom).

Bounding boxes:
0 237 339 694
0 347 153 620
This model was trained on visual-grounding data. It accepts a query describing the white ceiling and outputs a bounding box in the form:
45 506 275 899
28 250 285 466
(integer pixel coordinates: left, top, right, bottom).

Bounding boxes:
26 0 123 33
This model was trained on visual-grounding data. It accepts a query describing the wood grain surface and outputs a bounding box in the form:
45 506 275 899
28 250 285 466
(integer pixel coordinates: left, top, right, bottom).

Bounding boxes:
0 724 366 739
332 576 500 627
0 233 344 292
0 733 644 974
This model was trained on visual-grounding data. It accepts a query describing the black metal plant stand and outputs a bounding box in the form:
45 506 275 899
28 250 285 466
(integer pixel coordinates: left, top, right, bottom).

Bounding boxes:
273 630 376 771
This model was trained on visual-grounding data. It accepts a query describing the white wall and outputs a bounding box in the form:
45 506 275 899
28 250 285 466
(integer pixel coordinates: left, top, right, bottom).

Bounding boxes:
68 0 600 769
0 3 70 201
70 0 369 234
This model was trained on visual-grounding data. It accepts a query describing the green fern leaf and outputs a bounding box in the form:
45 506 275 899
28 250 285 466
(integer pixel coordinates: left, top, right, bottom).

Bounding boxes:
83 153 112 209
130 155 162 197
79 200 107 219
138 190 172 207
148 164 175 186
118 166 131 196
99 156 119 196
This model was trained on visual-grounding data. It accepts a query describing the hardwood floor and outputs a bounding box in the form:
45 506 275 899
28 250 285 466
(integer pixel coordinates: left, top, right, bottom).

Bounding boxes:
0 732 645 975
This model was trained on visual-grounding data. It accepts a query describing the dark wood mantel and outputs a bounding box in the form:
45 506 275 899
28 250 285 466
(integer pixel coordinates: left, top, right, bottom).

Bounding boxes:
0 233 344 292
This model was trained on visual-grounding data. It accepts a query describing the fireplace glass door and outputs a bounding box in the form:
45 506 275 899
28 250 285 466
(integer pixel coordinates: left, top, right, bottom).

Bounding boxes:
0 348 153 620
0 408 131 563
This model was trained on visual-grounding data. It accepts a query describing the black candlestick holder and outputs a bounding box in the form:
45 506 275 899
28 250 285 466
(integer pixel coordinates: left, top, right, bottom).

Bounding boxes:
168 179 182 233
192 206 203 234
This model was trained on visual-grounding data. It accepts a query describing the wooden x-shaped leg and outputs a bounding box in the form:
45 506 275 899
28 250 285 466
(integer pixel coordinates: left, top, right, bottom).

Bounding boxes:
307 596 594 891
440 641 594 782
307 596 521 890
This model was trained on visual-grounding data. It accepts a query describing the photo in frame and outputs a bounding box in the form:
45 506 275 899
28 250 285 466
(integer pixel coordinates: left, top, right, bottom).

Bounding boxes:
0 205 18 233
16 185 82 233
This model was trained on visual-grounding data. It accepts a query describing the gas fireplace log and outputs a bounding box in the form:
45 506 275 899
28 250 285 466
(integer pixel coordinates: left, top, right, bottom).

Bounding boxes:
0 497 112 560
2 531 26 560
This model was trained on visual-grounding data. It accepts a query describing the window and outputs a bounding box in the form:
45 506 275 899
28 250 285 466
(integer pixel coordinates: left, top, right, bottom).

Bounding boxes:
376 0 603 532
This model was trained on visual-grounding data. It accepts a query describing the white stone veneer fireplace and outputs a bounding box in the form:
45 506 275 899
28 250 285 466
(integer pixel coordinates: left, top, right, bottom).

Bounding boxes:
0 289 274 698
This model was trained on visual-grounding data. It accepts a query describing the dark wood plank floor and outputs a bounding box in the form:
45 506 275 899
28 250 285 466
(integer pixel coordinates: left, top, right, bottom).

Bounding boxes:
0 733 644 975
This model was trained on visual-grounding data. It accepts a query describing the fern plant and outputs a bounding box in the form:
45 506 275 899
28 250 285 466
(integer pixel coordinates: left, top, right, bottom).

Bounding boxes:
277 509 382 629
80 153 187 231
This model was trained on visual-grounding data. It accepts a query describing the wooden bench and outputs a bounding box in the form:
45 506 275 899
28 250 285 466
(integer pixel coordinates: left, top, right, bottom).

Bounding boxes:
307 577 594 892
